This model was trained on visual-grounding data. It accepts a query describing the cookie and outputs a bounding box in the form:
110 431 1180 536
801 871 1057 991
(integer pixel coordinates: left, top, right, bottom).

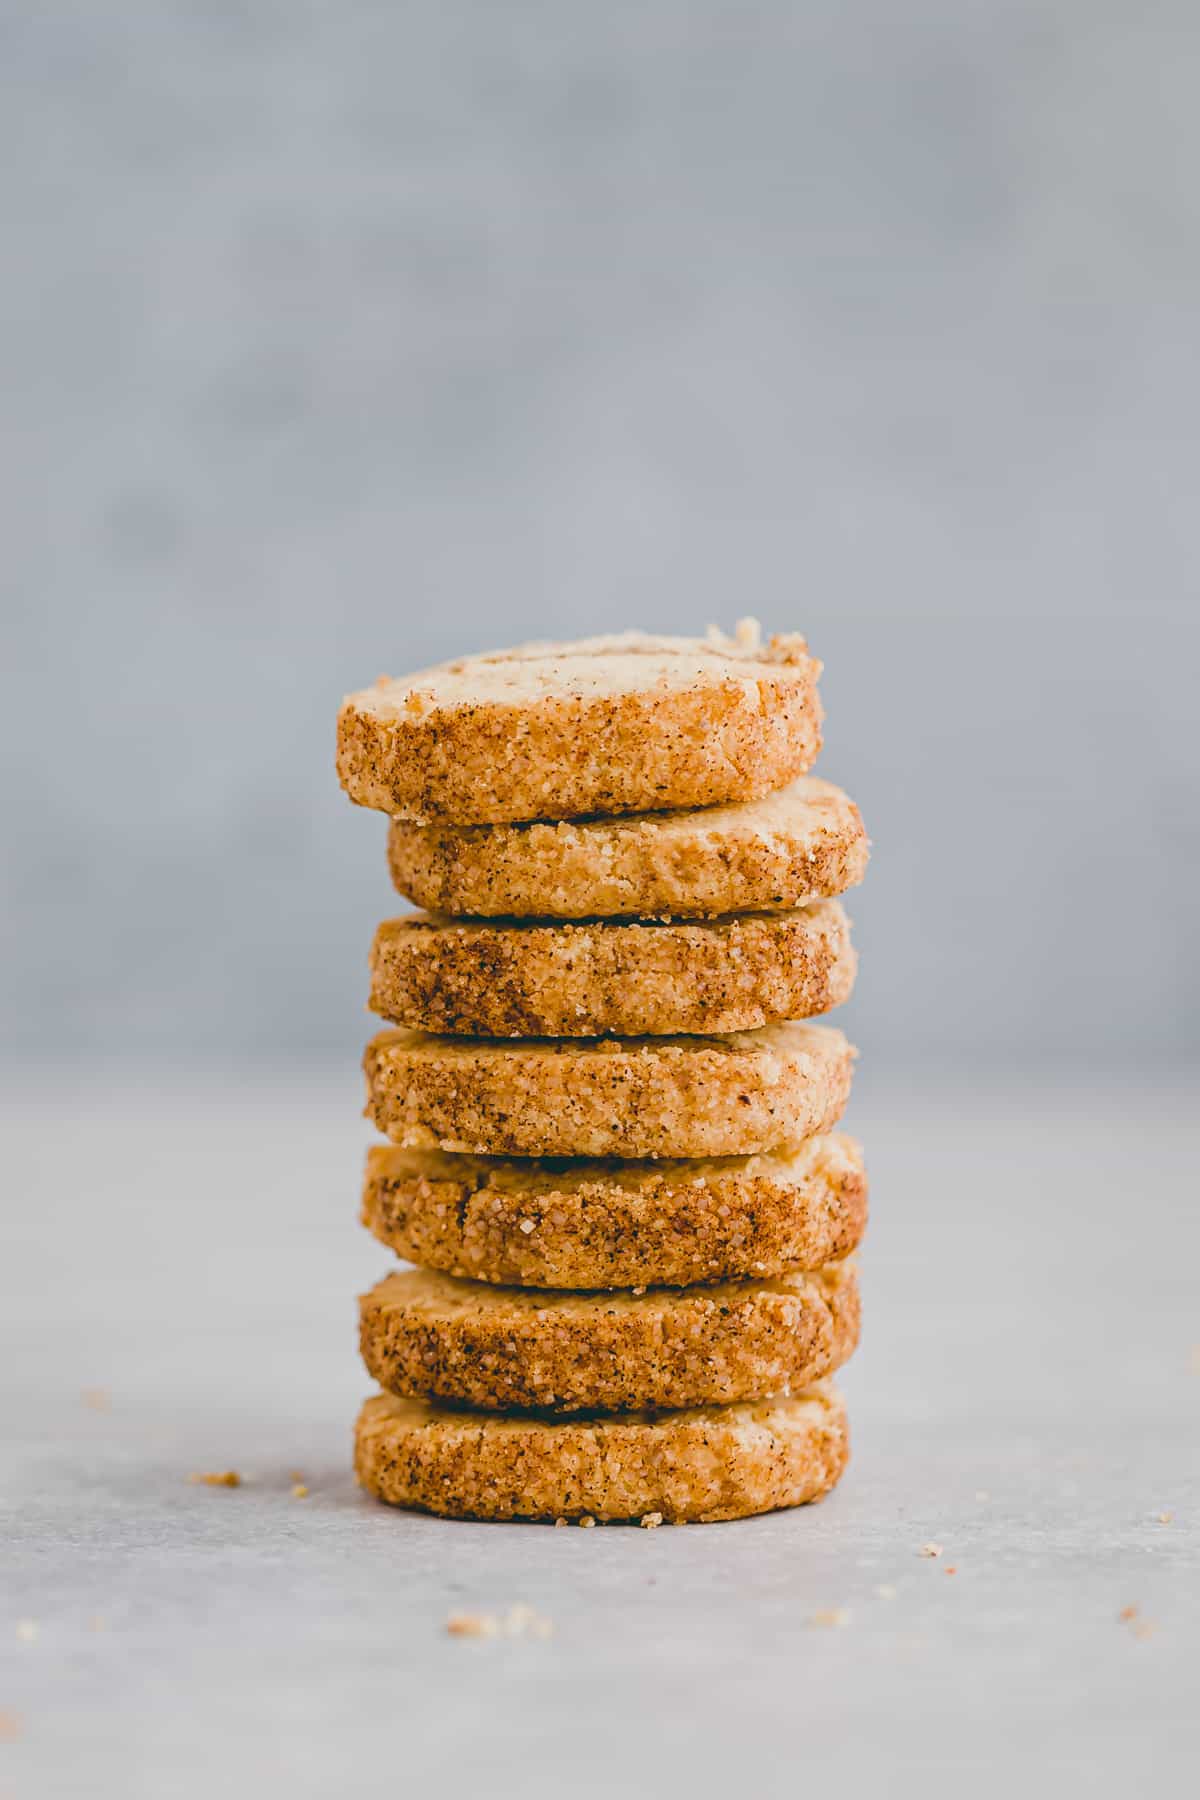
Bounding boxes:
388 775 868 921
358 1258 859 1413
355 1380 849 1523
363 1020 854 1158
368 901 855 1039
336 624 822 824
361 1132 867 1288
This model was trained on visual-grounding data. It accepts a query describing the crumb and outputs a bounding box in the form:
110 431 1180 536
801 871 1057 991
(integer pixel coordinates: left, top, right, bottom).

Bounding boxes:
876 1584 897 1600
289 1469 306 1482
291 1483 309 1499
975 1490 990 1502
15 1621 37 1643
1118 1605 1139 1623
446 1612 498 1639
945 1566 958 1576
640 1512 663 1530
446 1605 553 1641
578 1515 596 1529
0 1709 21 1742
503 1604 553 1639
809 1608 851 1628
1156 1511 1173 1525
918 1542 943 1559
553 1517 567 1528
189 1471 241 1488
81 1387 111 1412
1132 1620 1157 1641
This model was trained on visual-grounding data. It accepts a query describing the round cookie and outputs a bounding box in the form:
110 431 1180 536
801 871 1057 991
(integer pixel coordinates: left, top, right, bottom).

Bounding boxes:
358 1259 859 1413
336 624 822 824
363 1020 855 1158
355 1381 850 1524
388 775 868 920
361 1132 867 1289
368 901 856 1038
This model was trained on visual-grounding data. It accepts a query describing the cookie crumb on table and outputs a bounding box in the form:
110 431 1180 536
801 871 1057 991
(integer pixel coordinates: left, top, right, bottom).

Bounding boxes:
640 1512 663 1529
446 1612 499 1639
189 1471 241 1488
0 1709 22 1742
292 1483 309 1499
918 1542 943 1558
445 1606 553 1640
15 1620 38 1643
809 1608 851 1628
81 1387 111 1412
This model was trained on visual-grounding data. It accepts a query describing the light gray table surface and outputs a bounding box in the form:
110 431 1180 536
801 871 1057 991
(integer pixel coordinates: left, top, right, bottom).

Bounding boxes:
3 1066 1197 1798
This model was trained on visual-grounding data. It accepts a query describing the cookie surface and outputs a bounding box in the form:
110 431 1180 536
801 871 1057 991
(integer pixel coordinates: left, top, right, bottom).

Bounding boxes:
355 1381 849 1523
359 1259 859 1413
368 901 855 1038
362 1132 867 1288
388 775 868 921
363 1020 855 1158
337 625 822 824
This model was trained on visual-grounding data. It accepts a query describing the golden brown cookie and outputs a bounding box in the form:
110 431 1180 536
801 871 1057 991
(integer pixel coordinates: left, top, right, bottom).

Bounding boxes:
336 624 822 824
388 775 868 920
358 1259 859 1413
368 901 855 1038
355 1381 850 1523
361 1132 867 1288
363 1020 854 1158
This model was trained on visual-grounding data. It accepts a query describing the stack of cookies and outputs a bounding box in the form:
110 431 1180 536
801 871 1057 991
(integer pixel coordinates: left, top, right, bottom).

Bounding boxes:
336 624 869 1525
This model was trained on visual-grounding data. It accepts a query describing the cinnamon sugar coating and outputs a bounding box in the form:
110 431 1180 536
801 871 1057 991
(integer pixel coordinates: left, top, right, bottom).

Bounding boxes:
358 1259 860 1413
387 776 867 920
337 627 822 824
363 1021 855 1158
361 1132 867 1288
368 901 856 1038
354 1382 850 1523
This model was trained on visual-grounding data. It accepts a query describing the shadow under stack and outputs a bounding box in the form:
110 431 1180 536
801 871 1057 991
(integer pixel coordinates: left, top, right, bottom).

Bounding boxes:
336 624 869 1525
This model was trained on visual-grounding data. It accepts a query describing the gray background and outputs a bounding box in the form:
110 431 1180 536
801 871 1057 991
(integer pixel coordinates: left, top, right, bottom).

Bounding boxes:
3 0 1198 1072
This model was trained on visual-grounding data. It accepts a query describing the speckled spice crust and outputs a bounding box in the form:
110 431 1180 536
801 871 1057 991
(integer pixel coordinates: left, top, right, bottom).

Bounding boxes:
354 1381 850 1523
388 775 868 921
361 1132 868 1288
358 1259 859 1413
336 629 823 824
368 901 856 1038
363 1021 855 1158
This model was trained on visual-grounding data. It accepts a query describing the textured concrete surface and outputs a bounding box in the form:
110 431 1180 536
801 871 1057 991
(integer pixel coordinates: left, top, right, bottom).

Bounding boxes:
3 1068 1197 1797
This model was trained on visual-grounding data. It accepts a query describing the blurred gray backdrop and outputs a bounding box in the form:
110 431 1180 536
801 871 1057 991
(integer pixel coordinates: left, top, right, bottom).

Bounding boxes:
3 1 1197 1072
